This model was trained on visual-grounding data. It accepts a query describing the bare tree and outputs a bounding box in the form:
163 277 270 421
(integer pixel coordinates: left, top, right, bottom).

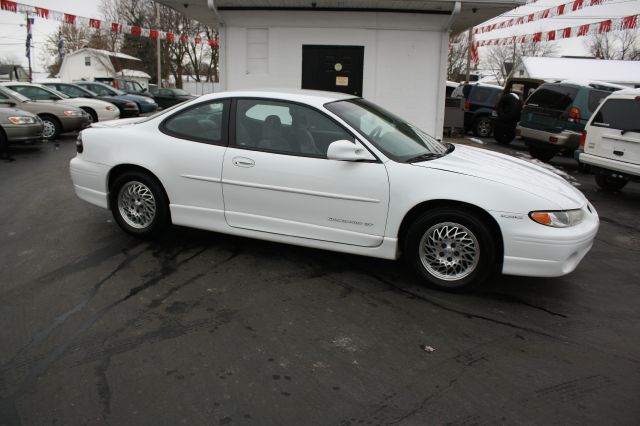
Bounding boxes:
585 30 640 60
483 40 557 85
447 36 468 81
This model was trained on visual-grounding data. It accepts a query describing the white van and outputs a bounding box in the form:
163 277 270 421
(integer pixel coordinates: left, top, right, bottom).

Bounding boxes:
577 88 640 191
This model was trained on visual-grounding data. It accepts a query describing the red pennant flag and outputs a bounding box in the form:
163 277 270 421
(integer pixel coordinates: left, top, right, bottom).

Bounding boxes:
622 15 637 30
572 0 584 11
35 7 49 18
207 39 219 47
166 33 175 41
194 36 201 44
0 1 17 13
562 27 572 38
577 24 590 36
64 13 76 24
599 20 612 33
150 29 158 39
541 9 550 19
547 30 556 41
180 34 188 43
557 4 566 15
590 0 602 4
527 13 534 22
130 26 141 36
89 19 101 29
507 19 513 27
111 23 120 33
533 32 542 42
520 35 526 44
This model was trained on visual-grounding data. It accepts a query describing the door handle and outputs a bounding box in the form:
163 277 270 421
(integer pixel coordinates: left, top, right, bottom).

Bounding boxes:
232 157 255 167
613 150 624 156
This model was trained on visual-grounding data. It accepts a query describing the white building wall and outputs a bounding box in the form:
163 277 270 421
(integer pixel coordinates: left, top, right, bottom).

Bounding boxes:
59 53 114 83
219 11 449 138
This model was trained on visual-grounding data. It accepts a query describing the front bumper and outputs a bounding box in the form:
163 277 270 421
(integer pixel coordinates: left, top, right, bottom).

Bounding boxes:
517 125 582 150
137 102 158 113
119 106 140 117
493 204 599 277
70 157 110 209
60 115 91 132
4 123 43 143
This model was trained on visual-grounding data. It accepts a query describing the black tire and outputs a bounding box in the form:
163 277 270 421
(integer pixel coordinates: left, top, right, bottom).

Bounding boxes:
404 207 498 292
528 145 556 162
109 171 170 237
493 123 516 145
39 115 61 140
595 173 628 192
81 107 98 123
473 116 493 138
0 128 9 158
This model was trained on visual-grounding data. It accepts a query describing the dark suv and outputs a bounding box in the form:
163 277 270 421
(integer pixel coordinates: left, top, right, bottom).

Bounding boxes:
518 81 624 162
451 83 503 137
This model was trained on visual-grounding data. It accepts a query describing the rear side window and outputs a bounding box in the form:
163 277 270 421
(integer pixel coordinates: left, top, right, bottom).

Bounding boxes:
469 87 496 104
592 99 640 131
527 85 578 110
587 90 610 112
162 100 228 144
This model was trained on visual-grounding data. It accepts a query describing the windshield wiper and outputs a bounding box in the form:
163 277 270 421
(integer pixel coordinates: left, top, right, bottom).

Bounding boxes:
405 153 442 163
621 128 640 135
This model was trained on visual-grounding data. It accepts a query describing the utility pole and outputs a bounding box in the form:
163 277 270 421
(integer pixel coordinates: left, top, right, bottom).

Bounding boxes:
464 28 472 83
25 13 33 82
156 3 162 88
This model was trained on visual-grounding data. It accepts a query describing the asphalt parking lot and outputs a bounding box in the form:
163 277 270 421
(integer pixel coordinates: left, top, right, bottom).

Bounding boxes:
0 134 639 425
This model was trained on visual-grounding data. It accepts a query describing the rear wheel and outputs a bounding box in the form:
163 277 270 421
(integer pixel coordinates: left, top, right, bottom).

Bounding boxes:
473 116 493 138
110 171 170 237
595 173 628 192
493 123 516 145
404 208 497 292
528 145 556 162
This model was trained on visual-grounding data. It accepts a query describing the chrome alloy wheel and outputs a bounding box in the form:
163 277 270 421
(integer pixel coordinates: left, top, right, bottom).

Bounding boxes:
419 222 480 281
476 118 492 137
42 120 56 139
117 181 156 229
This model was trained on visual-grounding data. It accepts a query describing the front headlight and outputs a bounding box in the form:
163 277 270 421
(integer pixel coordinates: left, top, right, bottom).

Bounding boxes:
529 209 584 228
63 110 83 117
143 98 155 104
8 116 36 124
105 105 116 111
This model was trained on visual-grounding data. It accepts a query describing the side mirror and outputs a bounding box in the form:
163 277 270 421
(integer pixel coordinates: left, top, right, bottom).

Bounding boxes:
327 140 375 162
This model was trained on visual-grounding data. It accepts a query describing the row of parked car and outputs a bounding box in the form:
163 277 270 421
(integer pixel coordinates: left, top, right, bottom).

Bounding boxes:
452 79 639 192
0 80 196 146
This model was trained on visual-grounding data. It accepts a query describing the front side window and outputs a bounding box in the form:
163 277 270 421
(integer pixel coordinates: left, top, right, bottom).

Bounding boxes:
56 85 87 98
235 99 354 157
326 98 448 162
592 99 640 132
162 100 227 144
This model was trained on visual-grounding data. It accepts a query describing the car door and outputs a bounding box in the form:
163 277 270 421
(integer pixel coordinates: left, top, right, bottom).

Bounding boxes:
156 89 173 109
221 98 389 247
157 99 231 223
588 97 640 164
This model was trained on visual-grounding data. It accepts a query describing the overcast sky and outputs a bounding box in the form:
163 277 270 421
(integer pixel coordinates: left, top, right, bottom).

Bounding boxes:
0 0 638 74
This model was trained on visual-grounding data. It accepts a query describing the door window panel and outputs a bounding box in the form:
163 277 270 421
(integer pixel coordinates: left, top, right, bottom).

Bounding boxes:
56 85 87 98
10 86 54 101
162 101 226 144
235 99 354 157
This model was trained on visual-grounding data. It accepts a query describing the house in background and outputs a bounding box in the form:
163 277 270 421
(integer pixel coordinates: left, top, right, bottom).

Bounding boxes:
58 48 151 88
0 64 29 82
512 57 640 88
156 0 522 139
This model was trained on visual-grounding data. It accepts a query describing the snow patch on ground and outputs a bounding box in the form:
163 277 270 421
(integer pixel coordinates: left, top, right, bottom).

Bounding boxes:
514 152 581 187
468 138 485 145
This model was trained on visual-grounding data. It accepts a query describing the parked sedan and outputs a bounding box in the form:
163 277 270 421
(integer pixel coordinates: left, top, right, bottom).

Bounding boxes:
1 82 119 123
153 88 196 109
0 107 43 144
40 82 140 118
71 90 598 291
74 81 158 113
0 86 89 139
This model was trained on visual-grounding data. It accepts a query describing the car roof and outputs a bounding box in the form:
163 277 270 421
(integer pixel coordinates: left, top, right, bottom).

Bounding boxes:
552 80 628 91
602 87 640 98
197 88 357 107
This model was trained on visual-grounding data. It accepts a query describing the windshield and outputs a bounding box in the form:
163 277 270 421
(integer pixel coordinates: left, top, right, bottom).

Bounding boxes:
325 99 448 162
0 86 30 102
42 86 69 99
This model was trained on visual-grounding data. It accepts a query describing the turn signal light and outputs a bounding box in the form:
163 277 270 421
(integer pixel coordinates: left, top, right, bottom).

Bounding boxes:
530 212 551 225
549 136 558 143
76 132 83 153
465 99 471 110
579 130 587 147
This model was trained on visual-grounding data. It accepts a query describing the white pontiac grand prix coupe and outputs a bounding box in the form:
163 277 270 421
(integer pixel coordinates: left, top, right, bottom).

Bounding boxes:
70 89 599 291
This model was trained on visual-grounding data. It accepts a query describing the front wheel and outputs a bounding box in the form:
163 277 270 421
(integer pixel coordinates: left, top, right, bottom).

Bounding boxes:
40 116 60 140
404 208 498 292
595 173 628 192
110 172 170 237
528 145 556 162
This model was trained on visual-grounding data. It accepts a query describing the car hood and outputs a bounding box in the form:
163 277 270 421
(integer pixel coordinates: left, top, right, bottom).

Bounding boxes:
414 144 586 209
90 116 147 128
